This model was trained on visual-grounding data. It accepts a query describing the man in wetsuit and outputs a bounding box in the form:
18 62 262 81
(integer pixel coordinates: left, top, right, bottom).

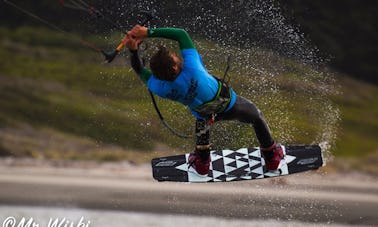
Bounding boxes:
123 25 284 176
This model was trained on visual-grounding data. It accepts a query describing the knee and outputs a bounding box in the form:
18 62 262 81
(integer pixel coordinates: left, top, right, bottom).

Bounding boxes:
256 108 265 119
251 108 267 124
238 102 264 124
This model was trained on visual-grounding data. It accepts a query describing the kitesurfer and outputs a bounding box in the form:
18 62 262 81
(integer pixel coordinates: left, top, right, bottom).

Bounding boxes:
123 25 284 175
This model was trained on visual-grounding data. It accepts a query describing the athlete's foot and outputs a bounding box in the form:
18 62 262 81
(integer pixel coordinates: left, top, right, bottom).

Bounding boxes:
188 149 210 175
261 142 284 171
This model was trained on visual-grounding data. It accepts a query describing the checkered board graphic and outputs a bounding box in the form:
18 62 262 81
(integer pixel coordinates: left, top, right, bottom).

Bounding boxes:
175 147 293 182
152 145 323 182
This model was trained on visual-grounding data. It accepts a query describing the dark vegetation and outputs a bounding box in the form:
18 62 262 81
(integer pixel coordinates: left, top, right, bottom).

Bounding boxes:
1 0 377 83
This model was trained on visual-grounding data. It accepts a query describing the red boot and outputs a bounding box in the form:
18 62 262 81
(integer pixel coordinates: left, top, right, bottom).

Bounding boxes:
261 142 284 170
188 149 210 175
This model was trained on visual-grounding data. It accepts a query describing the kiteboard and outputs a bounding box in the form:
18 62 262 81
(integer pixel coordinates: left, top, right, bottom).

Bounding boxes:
151 145 323 182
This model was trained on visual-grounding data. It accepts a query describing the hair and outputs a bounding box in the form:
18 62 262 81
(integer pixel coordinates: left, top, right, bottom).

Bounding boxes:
150 46 177 81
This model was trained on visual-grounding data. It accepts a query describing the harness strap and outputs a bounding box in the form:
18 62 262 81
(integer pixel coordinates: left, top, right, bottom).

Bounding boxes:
193 79 232 116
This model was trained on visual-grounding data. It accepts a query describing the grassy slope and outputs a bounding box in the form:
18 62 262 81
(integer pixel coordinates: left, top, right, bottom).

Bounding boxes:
0 27 377 171
0 27 194 158
332 77 378 159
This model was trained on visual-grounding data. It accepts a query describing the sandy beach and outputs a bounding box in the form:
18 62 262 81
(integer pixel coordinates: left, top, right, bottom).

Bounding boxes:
0 158 377 226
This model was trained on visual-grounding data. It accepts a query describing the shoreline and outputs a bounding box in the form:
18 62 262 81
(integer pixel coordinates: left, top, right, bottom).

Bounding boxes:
1 157 378 225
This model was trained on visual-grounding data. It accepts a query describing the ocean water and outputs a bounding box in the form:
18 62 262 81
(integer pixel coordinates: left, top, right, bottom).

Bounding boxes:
0 205 347 227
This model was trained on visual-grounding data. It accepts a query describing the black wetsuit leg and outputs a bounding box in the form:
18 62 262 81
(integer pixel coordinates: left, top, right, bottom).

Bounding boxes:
195 119 211 146
215 95 274 148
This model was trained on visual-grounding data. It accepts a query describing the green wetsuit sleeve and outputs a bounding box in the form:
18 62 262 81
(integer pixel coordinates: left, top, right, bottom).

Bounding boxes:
147 28 195 50
140 68 152 84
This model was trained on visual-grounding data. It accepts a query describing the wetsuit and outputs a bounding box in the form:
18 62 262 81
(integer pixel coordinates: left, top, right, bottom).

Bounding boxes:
129 27 274 149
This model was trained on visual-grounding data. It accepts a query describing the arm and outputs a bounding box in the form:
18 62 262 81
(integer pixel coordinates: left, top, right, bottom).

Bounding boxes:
129 50 152 84
147 28 195 50
122 34 152 84
129 25 195 50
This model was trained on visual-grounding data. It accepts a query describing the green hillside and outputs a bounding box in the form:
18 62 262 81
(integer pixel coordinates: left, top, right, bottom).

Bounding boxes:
0 27 377 173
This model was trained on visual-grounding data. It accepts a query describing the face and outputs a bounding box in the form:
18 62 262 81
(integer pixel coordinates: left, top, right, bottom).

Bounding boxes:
170 52 182 74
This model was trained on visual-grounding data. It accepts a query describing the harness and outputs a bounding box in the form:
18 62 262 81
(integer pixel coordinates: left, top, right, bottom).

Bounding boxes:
193 55 233 117
192 78 231 116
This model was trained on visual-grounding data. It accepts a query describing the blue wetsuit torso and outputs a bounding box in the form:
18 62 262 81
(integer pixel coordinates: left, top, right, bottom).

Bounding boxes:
130 28 237 119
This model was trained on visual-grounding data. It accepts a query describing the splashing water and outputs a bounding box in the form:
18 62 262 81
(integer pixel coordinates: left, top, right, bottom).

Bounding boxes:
97 0 340 157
